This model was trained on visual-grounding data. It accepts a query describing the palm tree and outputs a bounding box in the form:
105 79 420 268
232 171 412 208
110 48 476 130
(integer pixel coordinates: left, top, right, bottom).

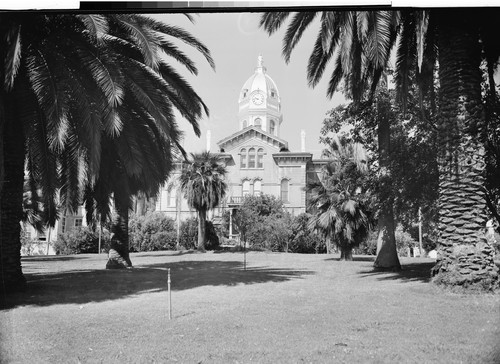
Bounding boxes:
395 9 499 289
261 10 402 270
306 160 372 260
82 15 215 268
0 13 214 288
179 151 227 251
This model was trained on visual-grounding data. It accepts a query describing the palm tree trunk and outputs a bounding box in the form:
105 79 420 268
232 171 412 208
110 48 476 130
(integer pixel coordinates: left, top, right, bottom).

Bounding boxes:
0 93 27 292
431 11 499 290
340 246 353 261
106 183 132 269
197 209 207 252
374 95 401 270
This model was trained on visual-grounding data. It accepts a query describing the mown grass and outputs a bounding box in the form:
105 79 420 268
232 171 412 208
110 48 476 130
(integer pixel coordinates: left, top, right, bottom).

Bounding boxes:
1 251 499 363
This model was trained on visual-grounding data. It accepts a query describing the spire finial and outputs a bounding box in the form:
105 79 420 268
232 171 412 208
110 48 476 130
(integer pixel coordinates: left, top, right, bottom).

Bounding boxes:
258 54 263 68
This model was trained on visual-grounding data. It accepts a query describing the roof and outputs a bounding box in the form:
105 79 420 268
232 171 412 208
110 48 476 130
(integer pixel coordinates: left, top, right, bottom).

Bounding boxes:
239 55 280 101
217 126 288 151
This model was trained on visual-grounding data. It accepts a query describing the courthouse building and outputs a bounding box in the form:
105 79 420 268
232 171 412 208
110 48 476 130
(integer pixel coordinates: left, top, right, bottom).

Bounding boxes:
156 56 330 225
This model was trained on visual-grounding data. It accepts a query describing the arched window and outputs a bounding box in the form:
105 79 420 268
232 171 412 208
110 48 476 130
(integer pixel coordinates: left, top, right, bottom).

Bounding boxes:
254 180 262 195
269 120 275 135
240 148 247 168
248 147 256 168
242 120 247 128
254 118 262 129
242 180 250 196
257 148 264 168
281 179 289 202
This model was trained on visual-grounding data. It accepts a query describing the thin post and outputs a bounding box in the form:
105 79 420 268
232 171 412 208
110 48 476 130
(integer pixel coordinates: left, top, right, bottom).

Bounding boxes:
244 240 246 271
418 207 423 257
46 226 51 255
168 268 172 320
98 222 102 254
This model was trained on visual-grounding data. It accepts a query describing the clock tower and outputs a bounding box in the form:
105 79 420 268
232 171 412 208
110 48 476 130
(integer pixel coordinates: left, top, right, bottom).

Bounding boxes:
238 55 283 137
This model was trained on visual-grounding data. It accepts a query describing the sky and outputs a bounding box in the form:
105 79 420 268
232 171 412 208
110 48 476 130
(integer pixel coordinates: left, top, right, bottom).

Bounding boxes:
151 12 347 159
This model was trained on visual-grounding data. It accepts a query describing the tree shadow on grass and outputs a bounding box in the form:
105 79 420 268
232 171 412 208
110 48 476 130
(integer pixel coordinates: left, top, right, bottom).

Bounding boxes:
323 255 376 262
358 261 435 283
2 260 312 309
22 255 87 262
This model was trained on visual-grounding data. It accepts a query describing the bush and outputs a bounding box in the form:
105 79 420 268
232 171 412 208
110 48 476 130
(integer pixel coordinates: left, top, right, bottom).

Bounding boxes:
395 224 418 257
178 217 220 251
55 227 111 255
288 213 326 254
129 212 176 252
355 230 377 255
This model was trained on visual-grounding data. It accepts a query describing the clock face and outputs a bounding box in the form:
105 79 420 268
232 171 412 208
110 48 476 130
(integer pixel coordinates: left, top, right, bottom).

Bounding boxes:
252 93 264 105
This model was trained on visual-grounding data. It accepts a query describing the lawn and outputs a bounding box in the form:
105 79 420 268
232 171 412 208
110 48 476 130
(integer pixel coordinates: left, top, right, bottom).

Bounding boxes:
1 251 499 363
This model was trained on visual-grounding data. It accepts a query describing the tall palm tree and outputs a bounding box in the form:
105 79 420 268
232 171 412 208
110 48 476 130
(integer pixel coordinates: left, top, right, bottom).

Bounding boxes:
395 9 499 289
0 13 214 288
261 10 402 270
82 14 214 268
179 152 227 251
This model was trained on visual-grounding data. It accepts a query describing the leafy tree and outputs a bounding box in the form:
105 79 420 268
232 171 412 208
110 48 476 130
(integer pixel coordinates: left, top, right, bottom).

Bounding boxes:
260 11 401 270
179 152 227 251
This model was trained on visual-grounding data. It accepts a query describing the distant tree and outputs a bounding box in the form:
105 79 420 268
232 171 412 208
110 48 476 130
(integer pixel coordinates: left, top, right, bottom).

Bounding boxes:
179 152 227 251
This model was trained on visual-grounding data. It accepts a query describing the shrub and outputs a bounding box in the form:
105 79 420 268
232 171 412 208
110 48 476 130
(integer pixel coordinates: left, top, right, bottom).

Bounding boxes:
178 217 220 251
179 217 198 250
55 227 111 255
129 212 176 252
288 213 326 254
395 224 418 257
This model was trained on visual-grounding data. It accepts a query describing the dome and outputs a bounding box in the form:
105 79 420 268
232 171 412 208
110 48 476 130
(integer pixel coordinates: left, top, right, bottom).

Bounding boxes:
239 55 280 101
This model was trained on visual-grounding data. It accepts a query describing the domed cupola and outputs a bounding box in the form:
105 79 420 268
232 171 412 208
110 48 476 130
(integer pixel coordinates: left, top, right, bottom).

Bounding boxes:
238 55 283 137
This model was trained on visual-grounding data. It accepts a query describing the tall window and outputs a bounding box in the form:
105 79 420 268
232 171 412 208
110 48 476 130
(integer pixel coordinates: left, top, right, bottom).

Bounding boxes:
240 148 247 168
257 148 264 168
167 190 176 207
242 180 250 196
248 148 256 168
270 120 275 135
254 118 262 129
254 180 262 195
61 217 66 233
281 179 289 202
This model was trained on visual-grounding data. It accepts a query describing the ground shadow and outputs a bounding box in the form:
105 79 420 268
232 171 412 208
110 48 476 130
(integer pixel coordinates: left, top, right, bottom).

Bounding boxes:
324 255 376 262
22 255 87 262
358 261 435 283
2 260 312 309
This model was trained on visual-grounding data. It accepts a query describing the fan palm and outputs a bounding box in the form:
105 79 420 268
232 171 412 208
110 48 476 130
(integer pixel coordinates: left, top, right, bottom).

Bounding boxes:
307 161 372 260
0 13 214 288
261 10 401 270
179 152 227 251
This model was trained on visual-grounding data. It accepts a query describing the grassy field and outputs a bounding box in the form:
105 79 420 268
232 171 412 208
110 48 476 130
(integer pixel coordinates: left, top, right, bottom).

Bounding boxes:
1 251 499 363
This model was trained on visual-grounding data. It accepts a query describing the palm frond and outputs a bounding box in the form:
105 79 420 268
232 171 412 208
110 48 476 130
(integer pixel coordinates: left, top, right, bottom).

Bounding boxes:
4 24 22 91
76 14 109 42
142 16 216 70
259 12 291 35
282 12 318 64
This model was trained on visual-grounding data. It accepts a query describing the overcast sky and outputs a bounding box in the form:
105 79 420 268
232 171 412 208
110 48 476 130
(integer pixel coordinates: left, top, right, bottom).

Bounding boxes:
152 12 347 158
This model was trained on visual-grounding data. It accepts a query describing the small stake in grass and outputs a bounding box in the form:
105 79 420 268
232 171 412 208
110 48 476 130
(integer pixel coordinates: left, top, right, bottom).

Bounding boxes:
168 268 172 320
